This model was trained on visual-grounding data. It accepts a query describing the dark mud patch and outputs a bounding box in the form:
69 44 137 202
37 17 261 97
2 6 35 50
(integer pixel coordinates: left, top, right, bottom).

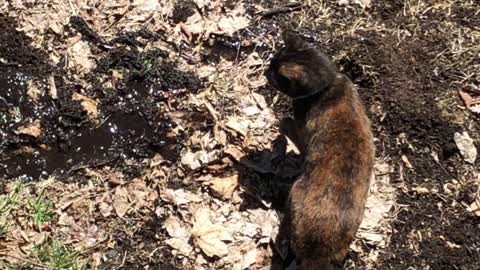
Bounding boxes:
0 21 204 181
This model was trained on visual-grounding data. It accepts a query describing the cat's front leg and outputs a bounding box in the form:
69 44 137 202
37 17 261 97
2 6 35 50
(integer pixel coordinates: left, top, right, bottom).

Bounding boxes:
279 117 304 152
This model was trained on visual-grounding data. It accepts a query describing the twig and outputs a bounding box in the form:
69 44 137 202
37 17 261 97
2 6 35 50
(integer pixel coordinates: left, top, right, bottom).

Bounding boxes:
67 0 78 16
68 155 120 174
119 250 128 268
92 114 112 130
259 2 302 18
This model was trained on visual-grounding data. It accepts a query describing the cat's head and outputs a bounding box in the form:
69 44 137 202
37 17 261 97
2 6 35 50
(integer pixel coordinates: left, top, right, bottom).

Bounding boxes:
267 31 336 99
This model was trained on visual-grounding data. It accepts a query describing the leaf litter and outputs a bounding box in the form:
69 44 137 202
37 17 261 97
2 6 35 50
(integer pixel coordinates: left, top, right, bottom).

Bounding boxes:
1 0 479 269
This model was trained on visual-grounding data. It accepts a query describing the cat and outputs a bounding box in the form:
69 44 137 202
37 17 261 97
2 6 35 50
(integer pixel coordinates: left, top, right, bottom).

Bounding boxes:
267 31 375 270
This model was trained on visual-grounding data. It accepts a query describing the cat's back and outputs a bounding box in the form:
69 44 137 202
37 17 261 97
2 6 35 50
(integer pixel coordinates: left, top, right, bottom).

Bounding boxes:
305 75 373 165
300 74 374 221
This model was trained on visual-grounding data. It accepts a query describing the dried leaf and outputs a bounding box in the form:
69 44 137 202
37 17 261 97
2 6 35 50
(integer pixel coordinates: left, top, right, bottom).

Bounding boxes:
197 65 217 79
98 201 113 217
180 13 208 36
111 70 124 88
214 125 227 146
181 150 203 170
208 174 238 200
240 248 257 269
180 4 250 41
242 105 261 116
224 145 245 161
14 146 35 156
468 199 480 217
192 208 232 258
215 15 250 37
164 216 194 254
26 80 42 101
413 186 430 194
354 0 372 8
72 93 99 123
286 136 300 154
165 238 194 255
48 75 57 99
458 90 473 108
15 120 42 138
181 149 221 170
401 155 413 169
165 216 191 239
225 119 250 136
126 179 153 209
113 186 130 218
162 189 203 206
248 209 280 243
68 40 96 73
454 131 477 164
471 104 480 114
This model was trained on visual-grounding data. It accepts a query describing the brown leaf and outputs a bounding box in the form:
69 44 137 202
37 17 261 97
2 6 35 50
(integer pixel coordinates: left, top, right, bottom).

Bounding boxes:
181 150 202 170
26 80 42 102
467 199 480 217
459 90 473 109
68 40 96 73
454 131 477 164
224 145 245 161
225 119 249 137
99 201 113 217
15 120 42 138
127 179 154 209
111 70 123 88
192 208 232 258
215 15 250 37
13 146 35 156
72 93 99 124
113 186 130 218
214 125 227 146
162 189 203 206
165 238 194 255
164 216 194 255
208 174 238 200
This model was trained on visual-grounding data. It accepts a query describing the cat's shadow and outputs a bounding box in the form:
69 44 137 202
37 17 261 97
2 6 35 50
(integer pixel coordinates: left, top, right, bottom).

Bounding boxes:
236 135 304 269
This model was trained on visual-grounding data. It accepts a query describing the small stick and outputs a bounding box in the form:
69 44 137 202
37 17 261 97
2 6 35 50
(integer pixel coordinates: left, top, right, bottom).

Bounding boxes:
260 2 302 18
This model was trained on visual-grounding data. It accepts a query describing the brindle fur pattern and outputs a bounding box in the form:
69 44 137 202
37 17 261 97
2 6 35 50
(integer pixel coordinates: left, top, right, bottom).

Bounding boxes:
267 32 375 270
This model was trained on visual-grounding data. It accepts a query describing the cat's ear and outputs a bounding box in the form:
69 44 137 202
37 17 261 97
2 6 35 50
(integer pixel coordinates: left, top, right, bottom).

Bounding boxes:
278 62 305 81
282 30 309 51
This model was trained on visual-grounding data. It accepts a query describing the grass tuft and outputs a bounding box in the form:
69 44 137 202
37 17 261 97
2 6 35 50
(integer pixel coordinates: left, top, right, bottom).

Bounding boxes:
29 189 54 232
33 241 84 270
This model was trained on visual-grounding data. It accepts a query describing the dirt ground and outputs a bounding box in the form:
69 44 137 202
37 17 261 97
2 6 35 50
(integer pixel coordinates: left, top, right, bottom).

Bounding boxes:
1 0 479 269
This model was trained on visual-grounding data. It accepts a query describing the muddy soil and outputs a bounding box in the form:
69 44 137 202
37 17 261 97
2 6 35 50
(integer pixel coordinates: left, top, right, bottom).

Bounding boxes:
0 16 203 181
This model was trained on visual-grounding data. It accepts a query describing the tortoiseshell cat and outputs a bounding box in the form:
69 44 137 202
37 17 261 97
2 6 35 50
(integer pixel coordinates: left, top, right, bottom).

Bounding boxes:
267 32 374 270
